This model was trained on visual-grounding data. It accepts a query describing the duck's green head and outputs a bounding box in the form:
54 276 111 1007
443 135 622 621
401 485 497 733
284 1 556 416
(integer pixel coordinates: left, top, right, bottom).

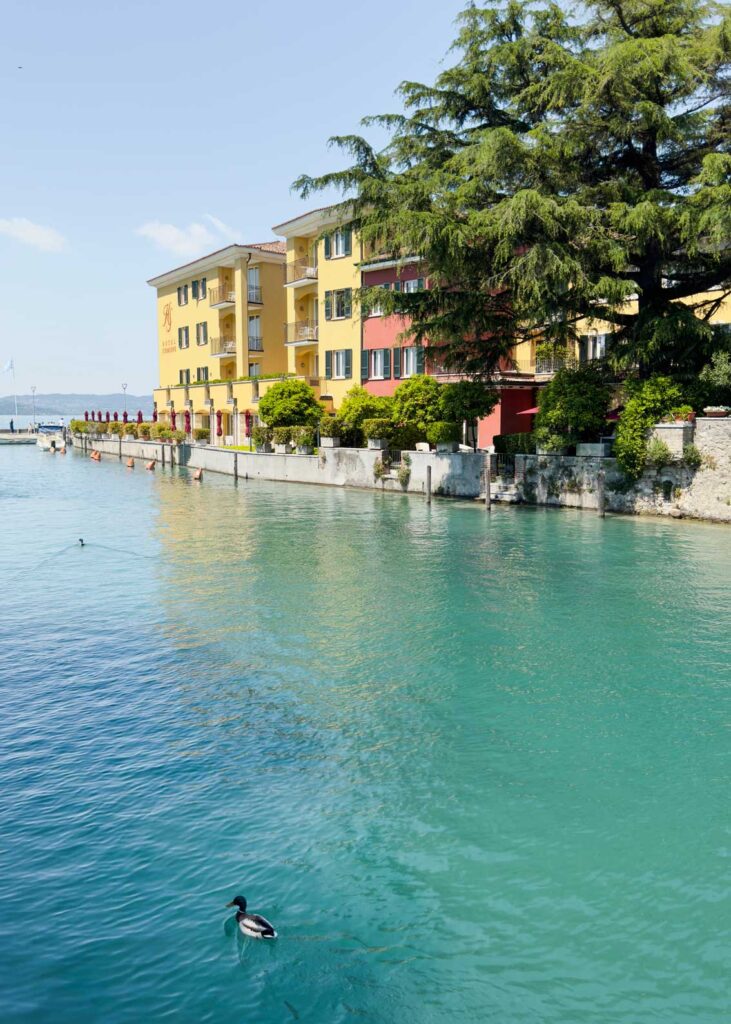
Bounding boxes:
226 895 247 912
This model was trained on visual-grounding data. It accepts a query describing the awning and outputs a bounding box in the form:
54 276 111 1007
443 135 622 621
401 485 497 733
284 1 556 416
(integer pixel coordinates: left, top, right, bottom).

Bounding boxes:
516 406 540 415
606 407 624 421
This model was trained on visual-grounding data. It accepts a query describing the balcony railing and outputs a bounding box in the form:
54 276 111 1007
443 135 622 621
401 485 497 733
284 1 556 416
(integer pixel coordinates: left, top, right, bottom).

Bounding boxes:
248 285 263 304
248 335 263 351
209 286 236 307
535 354 578 375
285 257 318 285
210 336 236 357
285 319 319 344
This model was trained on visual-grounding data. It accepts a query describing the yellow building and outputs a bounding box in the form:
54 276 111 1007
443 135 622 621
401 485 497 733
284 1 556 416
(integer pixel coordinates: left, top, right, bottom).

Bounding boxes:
273 207 361 407
149 241 303 444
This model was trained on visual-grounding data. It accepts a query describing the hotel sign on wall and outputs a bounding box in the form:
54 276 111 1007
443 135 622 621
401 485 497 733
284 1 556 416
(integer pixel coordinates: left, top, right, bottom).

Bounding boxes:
161 302 177 353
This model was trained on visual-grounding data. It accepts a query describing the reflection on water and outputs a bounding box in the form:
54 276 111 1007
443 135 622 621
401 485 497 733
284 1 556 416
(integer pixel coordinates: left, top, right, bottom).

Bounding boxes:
0 446 729 1024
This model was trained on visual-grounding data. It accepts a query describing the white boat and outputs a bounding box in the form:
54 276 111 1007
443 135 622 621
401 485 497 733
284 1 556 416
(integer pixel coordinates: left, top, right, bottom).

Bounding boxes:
37 423 66 452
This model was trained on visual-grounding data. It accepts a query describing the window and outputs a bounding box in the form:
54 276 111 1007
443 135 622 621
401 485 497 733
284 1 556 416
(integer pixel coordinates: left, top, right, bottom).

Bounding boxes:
247 266 261 303
179 368 190 385
369 283 390 317
178 326 190 349
200 277 206 298
324 288 352 320
371 349 385 379
192 280 199 300
196 322 208 346
401 277 425 294
177 284 188 306
402 347 417 378
196 366 208 383
248 363 260 377
324 227 352 259
325 349 352 380
248 315 262 346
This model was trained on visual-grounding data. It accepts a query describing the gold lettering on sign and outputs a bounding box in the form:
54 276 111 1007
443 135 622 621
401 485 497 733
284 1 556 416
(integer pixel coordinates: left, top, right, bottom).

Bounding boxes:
163 302 172 332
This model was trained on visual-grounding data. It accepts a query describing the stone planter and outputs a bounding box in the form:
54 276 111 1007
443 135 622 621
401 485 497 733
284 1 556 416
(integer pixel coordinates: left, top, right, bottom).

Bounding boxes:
536 446 568 456
435 442 459 454
703 408 729 418
367 437 388 450
320 436 340 448
274 443 292 455
415 442 430 453
255 443 273 454
296 445 314 455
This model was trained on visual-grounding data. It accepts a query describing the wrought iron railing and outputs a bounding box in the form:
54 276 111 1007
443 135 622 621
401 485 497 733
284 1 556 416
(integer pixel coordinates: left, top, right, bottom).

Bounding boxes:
535 355 578 374
285 258 318 285
248 285 262 303
210 336 236 356
248 335 263 351
285 319 319 344
208 285 236 306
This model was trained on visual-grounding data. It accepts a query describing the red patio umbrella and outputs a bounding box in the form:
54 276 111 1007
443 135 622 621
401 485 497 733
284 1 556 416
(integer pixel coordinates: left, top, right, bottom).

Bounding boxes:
606 407 624 421
216 409 223 436
97 410 102 421
113 411 118 422
105 411 110 423
123 410 128 424
137 410 143 424
184 410 191 434
244 410 252 436
152 407 158 423
171 408 177 430
84 410 89 422
516 406 540 415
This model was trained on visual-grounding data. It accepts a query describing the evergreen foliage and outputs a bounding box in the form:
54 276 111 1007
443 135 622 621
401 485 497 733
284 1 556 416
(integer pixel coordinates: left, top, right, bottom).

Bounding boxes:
258 379 323 427
614 375 682 477
392 374 444 429
338 386 394 428
535 364 613 449
440 380 498 449
295 1 731 380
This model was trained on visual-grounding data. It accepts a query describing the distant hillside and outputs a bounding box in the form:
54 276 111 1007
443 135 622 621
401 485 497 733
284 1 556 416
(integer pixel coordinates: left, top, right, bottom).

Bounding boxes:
0 393 154 417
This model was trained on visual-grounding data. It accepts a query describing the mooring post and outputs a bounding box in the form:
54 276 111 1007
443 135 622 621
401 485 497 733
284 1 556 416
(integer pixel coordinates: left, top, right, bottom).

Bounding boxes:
426 464 432 504
118 436 122 460
234 451 238 483
597 466 606 518
161 443 165 467
484 453 492 512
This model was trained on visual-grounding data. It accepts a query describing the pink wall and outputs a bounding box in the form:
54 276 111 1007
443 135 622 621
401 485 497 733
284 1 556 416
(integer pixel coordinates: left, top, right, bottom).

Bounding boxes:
477 387 536 447
362 266 421 396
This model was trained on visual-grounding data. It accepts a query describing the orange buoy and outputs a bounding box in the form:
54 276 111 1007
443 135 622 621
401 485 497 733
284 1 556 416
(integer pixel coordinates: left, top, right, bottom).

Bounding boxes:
127 458 134 468
59 447 66 455
193 468 203 481
145 460 155 471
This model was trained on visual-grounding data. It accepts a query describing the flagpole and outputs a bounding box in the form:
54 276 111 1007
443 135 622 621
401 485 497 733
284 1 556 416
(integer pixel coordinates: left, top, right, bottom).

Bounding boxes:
12 361 18 419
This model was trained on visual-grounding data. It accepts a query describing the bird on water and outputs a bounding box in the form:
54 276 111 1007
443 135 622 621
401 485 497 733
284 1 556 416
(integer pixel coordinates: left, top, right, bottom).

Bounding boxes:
226 896 277 939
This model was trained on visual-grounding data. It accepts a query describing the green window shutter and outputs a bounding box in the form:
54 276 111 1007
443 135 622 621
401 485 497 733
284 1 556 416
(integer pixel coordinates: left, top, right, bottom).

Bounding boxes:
344 349 352 379
383 348 391 379
324 291 332 320
344 288 352 318
393 346 401 379
324 234 331 259
416 346 425 373
417 277 425 290
361 349 369 382
192 280 199 300
325 351 332 379
393 280 401 292
344 228 352 255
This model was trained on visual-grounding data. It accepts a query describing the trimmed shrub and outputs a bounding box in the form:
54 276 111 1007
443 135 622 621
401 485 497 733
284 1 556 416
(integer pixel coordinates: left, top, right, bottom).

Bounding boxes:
319 416 343 437
157 426 173 440
392 374 443 429
258 378 323 426
193 428 209 441
251 425 272 447
172 429 186 443
273 426 293 445
534 363 612 450
390 423 425 450
338 386 394 428
493 432 535 455
123 423 138 436
362 418 392 440
293 426 316 448
426 421 461 445
646 437 672 469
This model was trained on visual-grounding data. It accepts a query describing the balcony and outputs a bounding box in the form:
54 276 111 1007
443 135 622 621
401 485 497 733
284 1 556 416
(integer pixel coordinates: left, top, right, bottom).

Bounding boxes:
210 336 237 357
285 319 318 345
535 354 578 375
248 335 263 351
209 286 236 308
285 257 318 287
247 285 263 304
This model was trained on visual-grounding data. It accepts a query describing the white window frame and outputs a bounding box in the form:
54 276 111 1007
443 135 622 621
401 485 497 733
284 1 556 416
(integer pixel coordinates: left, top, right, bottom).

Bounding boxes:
178 326 190 349
402 278 424 294
333 350 347 379
402 347 417 378
248 315 262 342
333 289 349 319
332 229 347 258
369 283 389 317
196 366 208 383
247 266 260 288
196 322 208 346
200 277 206 298
248 363 260 377
371 349 385 379
177 284 188 306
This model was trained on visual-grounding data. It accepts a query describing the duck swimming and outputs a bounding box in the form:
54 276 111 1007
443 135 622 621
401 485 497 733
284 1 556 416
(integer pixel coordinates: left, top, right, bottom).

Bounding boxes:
226 895 277 939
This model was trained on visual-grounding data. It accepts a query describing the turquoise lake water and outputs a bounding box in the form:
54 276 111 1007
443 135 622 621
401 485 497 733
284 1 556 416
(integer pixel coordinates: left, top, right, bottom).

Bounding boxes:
1 446 729 1023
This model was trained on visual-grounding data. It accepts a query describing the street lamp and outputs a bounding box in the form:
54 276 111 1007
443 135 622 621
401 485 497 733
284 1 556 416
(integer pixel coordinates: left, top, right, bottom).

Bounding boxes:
30 385 36 428
122 382 128 413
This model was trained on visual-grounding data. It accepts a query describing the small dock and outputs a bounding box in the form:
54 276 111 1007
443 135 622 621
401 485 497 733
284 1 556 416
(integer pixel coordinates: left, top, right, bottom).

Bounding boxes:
0 431 37 445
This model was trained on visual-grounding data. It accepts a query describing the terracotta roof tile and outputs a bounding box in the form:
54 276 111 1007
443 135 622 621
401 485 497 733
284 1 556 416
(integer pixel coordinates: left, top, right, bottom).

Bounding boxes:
245 240 287 254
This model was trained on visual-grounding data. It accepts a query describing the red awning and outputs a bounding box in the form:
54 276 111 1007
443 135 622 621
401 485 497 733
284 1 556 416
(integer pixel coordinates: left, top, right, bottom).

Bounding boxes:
606 407 624 421
516 406 540 415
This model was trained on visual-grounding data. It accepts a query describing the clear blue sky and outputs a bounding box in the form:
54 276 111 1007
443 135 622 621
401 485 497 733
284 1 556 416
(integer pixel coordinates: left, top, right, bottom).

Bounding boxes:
0 0 465 395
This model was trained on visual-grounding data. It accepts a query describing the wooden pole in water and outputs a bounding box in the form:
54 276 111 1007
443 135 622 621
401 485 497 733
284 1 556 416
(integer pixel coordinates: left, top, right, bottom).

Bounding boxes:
161 443 165 467
597 466 606 518
234 451 238 483
426 464 432 503
484 454 492 512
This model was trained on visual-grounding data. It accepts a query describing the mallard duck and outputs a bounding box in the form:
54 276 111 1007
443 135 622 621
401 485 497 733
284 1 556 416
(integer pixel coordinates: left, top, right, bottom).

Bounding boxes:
226 895 277 939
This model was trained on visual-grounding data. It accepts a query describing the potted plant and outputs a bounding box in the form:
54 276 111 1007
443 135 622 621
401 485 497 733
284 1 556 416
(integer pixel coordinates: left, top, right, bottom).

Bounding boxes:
362 418 392 450
319 416 342 448
172 429 187 445
273 426 293 454
251 425 273 453
193 427 209 444
138 423 151 440
426 421 461 453
293 425 316 454
703 405 730 418
670 405 694 423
